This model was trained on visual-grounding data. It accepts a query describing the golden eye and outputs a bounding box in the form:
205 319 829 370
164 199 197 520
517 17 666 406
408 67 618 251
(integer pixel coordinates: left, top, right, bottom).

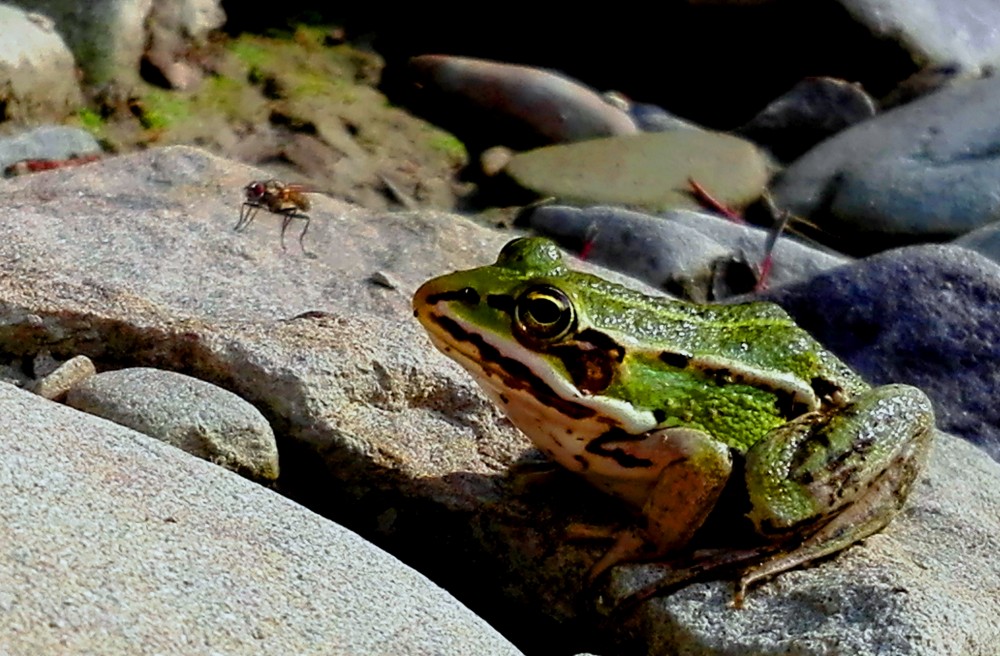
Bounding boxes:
514 285 575 341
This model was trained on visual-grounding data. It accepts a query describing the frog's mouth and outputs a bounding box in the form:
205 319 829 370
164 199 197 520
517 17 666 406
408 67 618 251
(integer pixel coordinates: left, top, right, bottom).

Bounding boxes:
415 297 658 437
421 310 600 421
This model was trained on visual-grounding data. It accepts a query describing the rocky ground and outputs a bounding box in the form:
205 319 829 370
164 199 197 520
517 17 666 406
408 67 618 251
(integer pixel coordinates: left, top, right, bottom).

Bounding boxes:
3 2 1000 655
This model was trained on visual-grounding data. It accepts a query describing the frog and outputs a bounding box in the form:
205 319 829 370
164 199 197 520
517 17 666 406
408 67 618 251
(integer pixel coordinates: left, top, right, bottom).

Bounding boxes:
412 236 934 603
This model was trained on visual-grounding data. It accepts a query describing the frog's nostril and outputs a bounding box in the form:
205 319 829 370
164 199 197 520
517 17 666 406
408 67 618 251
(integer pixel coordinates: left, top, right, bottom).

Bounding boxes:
457 287 481 305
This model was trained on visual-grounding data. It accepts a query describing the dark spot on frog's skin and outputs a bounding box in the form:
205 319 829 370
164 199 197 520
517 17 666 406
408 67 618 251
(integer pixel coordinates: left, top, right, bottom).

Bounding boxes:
573 454 590 471
787 404 881 493
586 428 654 468
486 294 515 314
545 329 625 395
773 389 807 420
430 314 597 420
549 342 616 394
811 377 843 402
653 409 667 424
576 329 625 363
702 366 737 385
499 393 509 405
659 351 691 368
426 288 481 307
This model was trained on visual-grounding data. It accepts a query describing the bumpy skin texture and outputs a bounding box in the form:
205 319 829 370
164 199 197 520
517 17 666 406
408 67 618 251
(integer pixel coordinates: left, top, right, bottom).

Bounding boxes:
416 238 868 450
413 237 934 595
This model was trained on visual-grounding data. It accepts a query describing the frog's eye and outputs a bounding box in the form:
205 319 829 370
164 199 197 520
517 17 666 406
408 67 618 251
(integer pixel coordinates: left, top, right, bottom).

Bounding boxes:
514 285 575 342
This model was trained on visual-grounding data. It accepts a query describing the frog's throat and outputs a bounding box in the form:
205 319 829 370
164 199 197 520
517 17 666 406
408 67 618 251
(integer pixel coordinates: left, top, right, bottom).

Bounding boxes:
422 311 659 438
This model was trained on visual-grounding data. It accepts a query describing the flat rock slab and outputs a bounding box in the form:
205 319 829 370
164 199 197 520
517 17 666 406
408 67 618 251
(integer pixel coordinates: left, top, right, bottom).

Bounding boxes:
505 130 770 213
0 383 522 655
773 75 1000 241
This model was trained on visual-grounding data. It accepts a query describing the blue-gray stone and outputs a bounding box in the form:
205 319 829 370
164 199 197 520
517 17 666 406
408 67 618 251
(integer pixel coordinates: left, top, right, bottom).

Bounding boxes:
759 244 1000 462
0 125 99 172
952 220 1000 265
773 75 1000 239
521 205 846 300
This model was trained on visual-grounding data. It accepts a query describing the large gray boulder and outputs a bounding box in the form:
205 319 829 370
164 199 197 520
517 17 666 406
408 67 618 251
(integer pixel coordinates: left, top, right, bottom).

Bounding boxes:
773 75 1000 242
840 0 1000 72
0 383 522 655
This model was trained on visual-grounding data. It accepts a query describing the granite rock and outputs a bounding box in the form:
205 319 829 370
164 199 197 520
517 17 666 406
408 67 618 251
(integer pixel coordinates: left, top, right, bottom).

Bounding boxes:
0 383 522 656
65 367 279 483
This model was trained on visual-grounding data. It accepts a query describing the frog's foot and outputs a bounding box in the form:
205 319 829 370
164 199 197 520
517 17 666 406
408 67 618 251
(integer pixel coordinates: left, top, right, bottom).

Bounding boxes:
507 458 565 494
576 427 735 584
739 384 934 603
563 522 640 583
585 528 655 584
564 521 669 586
609 545 782 613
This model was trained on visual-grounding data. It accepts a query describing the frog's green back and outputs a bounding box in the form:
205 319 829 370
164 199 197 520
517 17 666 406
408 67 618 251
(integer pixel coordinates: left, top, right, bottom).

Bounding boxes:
571 272 859 388
416 237 868 453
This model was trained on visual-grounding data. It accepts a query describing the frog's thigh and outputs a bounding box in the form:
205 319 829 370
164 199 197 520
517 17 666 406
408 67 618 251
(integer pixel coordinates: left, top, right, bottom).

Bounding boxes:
588 428 732 579
739 384 933 590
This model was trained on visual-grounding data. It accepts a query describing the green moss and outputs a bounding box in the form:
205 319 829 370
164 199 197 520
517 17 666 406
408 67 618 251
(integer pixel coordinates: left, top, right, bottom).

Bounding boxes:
291 70 355 103
227 39 271 70
76 108 105 135
192 75 262 121
140 88 192 130
427 131 467 161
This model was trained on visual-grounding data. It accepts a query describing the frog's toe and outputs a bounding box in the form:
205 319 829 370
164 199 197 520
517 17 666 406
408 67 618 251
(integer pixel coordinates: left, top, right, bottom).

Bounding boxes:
586 529 653 584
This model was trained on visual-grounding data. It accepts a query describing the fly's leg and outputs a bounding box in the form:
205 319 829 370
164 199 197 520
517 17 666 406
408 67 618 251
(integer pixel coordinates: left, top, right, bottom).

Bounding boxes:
235 203 259 232
297 212 313 257
279 210 311 255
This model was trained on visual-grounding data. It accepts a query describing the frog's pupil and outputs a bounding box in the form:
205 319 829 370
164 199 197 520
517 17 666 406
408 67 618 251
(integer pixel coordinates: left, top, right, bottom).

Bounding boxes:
528 295 562 324
514 285 575 342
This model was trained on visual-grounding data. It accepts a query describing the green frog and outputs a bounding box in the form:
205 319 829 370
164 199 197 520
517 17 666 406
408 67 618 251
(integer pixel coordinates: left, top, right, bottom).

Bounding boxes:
412 237 933 603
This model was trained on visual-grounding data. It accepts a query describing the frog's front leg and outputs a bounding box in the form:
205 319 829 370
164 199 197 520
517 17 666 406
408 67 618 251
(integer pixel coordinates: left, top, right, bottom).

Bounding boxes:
739 383 934 599
585 427 734 581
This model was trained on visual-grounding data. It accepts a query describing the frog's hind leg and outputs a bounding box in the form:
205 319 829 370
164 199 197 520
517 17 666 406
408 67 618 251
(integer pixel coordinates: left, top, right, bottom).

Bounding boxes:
738 384 934 603
583 428 734 582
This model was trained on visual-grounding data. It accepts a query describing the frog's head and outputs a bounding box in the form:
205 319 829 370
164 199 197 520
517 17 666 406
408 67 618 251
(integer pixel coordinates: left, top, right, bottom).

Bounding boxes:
413 237 657 444
414 237 574 353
